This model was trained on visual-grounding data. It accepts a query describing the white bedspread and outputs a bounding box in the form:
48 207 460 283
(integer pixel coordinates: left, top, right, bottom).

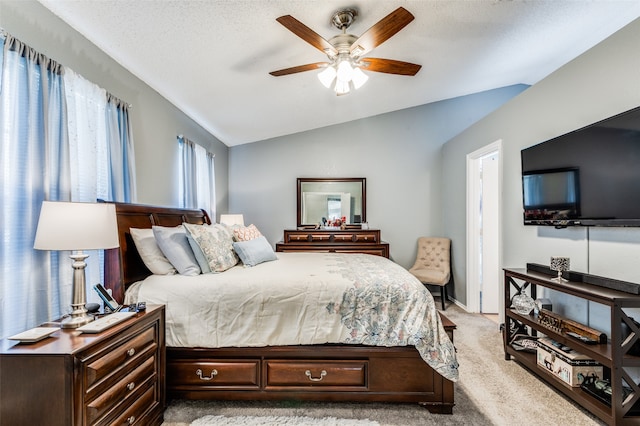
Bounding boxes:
125 252 458 381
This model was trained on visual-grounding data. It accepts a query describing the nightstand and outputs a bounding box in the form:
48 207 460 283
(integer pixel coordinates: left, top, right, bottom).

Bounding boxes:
0 304 165 426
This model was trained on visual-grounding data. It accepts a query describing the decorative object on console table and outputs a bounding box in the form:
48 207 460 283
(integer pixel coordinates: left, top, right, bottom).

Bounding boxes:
537 308 607 344
512 291 536 315
33 201 119 328
536 337 603 387
550 256 570 282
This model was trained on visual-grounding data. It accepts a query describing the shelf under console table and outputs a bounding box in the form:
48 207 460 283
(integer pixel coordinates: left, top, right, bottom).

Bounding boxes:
503 268 640 425
276 229 389 258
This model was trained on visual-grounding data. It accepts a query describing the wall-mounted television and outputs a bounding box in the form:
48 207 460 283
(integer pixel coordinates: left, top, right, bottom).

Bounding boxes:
521 105 640 227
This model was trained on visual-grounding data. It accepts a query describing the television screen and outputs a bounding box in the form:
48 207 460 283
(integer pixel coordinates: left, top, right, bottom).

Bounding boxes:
521 105 640 227
523 168 580 223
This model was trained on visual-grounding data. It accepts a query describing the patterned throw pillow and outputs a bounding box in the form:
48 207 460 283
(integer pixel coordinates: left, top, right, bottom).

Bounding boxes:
232 224 262 241
183 223 239 273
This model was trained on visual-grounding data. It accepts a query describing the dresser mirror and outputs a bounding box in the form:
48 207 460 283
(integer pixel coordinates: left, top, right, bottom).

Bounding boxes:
297 178 366 228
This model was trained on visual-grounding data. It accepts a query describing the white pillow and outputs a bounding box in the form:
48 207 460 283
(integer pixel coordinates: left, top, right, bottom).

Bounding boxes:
129 228 176 275
152 225 201 276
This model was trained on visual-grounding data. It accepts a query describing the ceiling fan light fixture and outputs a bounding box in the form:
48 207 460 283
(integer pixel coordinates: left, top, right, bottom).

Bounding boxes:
318 66 337 88
336 59 354 82
334 79 350 95
351 67 368 89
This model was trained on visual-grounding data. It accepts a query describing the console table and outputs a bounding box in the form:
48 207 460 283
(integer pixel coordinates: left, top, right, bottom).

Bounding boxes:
503 268 640 425
276 229 389 258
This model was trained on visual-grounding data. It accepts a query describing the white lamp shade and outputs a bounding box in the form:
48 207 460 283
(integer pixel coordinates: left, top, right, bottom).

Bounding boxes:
352 67 369 89
336 60 353 82
34 201 119 251
219 214 245 227
334 79 350 95
317 66 336 88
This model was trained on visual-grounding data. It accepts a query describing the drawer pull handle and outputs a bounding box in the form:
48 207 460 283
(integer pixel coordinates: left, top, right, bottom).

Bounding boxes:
196 368 218 381
126 381 135 391
127 415 135 424
126 348 135 357
305 370 327 382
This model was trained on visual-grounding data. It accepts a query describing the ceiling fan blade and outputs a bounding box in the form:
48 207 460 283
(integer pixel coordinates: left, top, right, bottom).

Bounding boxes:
276 15 337 55
359 58 422 76
269 62 329 77
350 7 415 57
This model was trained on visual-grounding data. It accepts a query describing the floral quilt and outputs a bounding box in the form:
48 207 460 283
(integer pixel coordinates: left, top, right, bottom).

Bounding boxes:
126 252 459 381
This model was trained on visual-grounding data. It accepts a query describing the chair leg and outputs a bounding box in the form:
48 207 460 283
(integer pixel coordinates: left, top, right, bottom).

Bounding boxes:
441 285 447 310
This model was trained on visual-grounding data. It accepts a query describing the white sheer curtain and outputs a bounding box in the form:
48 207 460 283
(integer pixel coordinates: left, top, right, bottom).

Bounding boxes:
178 136 216 219
63 69 108 301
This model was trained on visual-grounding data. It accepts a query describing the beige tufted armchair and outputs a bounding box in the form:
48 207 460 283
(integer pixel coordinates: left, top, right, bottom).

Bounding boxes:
409 237 451 310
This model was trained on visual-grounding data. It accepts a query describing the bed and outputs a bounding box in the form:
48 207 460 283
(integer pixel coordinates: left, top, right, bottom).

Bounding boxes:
104 202 458 413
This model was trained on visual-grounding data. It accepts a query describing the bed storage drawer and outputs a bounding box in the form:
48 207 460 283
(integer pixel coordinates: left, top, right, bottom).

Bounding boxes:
264 360 367 389
167 360 260 388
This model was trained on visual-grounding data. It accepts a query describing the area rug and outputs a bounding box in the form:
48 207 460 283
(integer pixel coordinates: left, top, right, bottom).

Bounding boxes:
191 415 379 425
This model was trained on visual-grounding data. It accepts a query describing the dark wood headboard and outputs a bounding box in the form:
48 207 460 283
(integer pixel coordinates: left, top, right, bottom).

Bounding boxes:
103 201 211 303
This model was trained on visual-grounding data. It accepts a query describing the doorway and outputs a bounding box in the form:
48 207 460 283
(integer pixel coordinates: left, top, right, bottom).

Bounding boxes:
466 140 502 315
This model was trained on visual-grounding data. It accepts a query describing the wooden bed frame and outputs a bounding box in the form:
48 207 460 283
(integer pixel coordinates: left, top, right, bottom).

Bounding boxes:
104 202 455 413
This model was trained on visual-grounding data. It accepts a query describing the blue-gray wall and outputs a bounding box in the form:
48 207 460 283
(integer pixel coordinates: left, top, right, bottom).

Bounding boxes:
228 85 528 270
442 17 640 324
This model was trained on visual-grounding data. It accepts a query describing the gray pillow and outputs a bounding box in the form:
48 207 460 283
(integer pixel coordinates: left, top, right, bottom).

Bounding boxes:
152 225 201 276
233 236 277 267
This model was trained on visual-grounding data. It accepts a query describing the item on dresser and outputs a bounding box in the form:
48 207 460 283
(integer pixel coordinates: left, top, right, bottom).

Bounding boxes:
8 327 59 343
536 337 603 387
76 311 136 333
537 309 607 344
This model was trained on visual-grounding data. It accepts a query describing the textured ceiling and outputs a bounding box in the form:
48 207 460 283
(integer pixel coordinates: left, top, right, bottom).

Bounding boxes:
38 1 640 146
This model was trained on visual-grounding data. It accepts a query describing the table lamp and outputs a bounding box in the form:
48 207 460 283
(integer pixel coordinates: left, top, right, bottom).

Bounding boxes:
220 214 244 226
550 256 570 283
34 201 119 328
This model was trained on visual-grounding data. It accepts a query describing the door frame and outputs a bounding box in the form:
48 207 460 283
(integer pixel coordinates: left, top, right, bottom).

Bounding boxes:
466 139 503 314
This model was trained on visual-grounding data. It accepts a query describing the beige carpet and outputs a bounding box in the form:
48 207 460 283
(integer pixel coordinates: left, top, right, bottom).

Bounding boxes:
162 304 605 426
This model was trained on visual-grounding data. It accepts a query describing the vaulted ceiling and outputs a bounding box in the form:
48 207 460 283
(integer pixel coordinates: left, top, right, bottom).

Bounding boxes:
38 1 640 146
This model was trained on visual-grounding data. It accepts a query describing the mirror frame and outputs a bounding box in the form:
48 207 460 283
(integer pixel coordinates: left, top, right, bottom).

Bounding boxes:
297 177 366 229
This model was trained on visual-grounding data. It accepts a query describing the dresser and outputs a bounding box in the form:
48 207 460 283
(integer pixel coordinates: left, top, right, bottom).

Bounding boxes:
0 304 165 426
276 229 389 258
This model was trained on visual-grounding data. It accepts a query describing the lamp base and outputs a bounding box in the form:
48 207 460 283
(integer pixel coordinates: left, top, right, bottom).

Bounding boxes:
61 252 95 329
60 311 93 329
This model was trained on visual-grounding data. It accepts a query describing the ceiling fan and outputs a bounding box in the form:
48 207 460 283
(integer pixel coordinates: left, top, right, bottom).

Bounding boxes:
269 7 421 95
